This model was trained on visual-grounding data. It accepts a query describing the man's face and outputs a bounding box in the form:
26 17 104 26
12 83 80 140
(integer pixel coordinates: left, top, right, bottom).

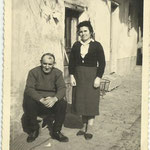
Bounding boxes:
41 55 55 73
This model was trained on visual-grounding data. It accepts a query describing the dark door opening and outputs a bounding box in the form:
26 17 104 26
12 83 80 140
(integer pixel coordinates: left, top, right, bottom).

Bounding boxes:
64 6 83 103
64 8 81 66
136 0 143 65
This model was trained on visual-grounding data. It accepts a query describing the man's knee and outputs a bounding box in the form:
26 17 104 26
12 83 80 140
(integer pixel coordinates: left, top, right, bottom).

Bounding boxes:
23 95 39 115
54 99 67 111
57 99 67 107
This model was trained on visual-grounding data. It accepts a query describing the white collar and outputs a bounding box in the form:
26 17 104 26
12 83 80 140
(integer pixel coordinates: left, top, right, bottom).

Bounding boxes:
80 38 94 46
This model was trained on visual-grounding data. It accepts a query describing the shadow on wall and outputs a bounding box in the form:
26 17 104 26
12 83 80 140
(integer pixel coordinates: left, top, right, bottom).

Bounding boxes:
10 80 25 141
101 0 142 37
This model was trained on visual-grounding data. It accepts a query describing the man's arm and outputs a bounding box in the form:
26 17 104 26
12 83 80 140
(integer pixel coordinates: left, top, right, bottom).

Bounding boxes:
55 71 66 100
24 70 43 101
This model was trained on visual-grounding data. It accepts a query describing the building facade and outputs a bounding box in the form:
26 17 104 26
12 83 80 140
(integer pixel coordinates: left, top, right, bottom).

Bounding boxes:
11 0 143 139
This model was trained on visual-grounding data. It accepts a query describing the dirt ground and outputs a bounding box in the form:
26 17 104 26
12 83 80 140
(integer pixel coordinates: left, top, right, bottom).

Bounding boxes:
11 66 142 150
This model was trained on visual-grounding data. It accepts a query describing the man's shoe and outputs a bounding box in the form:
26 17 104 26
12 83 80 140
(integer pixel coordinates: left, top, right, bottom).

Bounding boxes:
52 131 69 142
27 130 39 143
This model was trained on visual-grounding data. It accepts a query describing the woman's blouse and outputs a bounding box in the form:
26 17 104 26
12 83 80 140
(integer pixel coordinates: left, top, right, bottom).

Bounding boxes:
69 40 106 78
80 38 93 58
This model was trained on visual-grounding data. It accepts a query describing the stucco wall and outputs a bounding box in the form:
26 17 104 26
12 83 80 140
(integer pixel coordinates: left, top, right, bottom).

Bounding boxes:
117 56 136 75
90 0 111 62
117 0 138 59
115 0 138 74
11 0 65 139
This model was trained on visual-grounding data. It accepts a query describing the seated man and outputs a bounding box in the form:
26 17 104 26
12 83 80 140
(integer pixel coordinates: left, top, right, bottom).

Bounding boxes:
22 53 68 143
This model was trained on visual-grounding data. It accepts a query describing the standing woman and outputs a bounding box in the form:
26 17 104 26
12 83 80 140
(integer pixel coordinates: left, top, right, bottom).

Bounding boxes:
68 21 106 140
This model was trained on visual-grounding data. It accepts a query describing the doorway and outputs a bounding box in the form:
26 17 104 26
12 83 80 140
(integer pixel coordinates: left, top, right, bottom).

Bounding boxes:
63 4 84 103
64 5 84 77
64 8 81 66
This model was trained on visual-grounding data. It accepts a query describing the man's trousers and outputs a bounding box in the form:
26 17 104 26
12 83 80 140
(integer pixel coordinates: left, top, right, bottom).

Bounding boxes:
21 95 67 134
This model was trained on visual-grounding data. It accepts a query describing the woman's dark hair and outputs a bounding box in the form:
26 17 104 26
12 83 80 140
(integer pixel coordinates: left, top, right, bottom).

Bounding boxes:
40 53 56 63
77 21 94 34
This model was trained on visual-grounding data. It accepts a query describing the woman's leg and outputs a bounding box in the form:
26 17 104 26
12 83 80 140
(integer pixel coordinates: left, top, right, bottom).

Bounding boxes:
88 117 94 126
84 116 95 140
76 115 88 136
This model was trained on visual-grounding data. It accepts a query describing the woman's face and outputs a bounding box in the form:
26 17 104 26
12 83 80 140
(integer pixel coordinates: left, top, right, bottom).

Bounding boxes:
79 26 91 42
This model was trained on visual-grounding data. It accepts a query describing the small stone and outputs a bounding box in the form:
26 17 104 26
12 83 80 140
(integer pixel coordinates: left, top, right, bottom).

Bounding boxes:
45 142 51 147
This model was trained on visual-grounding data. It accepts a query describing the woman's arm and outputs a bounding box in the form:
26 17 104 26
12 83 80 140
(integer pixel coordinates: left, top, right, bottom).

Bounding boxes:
94 42 106 88
96 42 106 78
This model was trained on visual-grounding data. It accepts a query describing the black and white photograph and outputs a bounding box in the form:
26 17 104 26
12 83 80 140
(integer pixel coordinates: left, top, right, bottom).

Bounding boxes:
2 0 150 150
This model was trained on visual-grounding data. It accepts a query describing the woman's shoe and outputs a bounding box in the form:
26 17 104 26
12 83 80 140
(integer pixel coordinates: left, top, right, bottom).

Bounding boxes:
84 124 93 140
76 123 86 136
76 130 85 136
84 133 93 140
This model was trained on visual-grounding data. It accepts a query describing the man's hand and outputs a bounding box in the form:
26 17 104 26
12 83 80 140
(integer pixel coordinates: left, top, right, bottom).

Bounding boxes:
70 75 76 86
39 98 48 105
45 97 58 108
40 97 58 108
94 77 101 88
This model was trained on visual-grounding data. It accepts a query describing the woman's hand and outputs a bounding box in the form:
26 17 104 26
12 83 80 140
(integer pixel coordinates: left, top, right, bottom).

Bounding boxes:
70 75 76 86
94 77 101 88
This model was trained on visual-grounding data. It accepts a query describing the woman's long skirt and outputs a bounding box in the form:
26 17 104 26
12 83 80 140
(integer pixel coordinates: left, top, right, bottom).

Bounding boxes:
72 66 100 116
